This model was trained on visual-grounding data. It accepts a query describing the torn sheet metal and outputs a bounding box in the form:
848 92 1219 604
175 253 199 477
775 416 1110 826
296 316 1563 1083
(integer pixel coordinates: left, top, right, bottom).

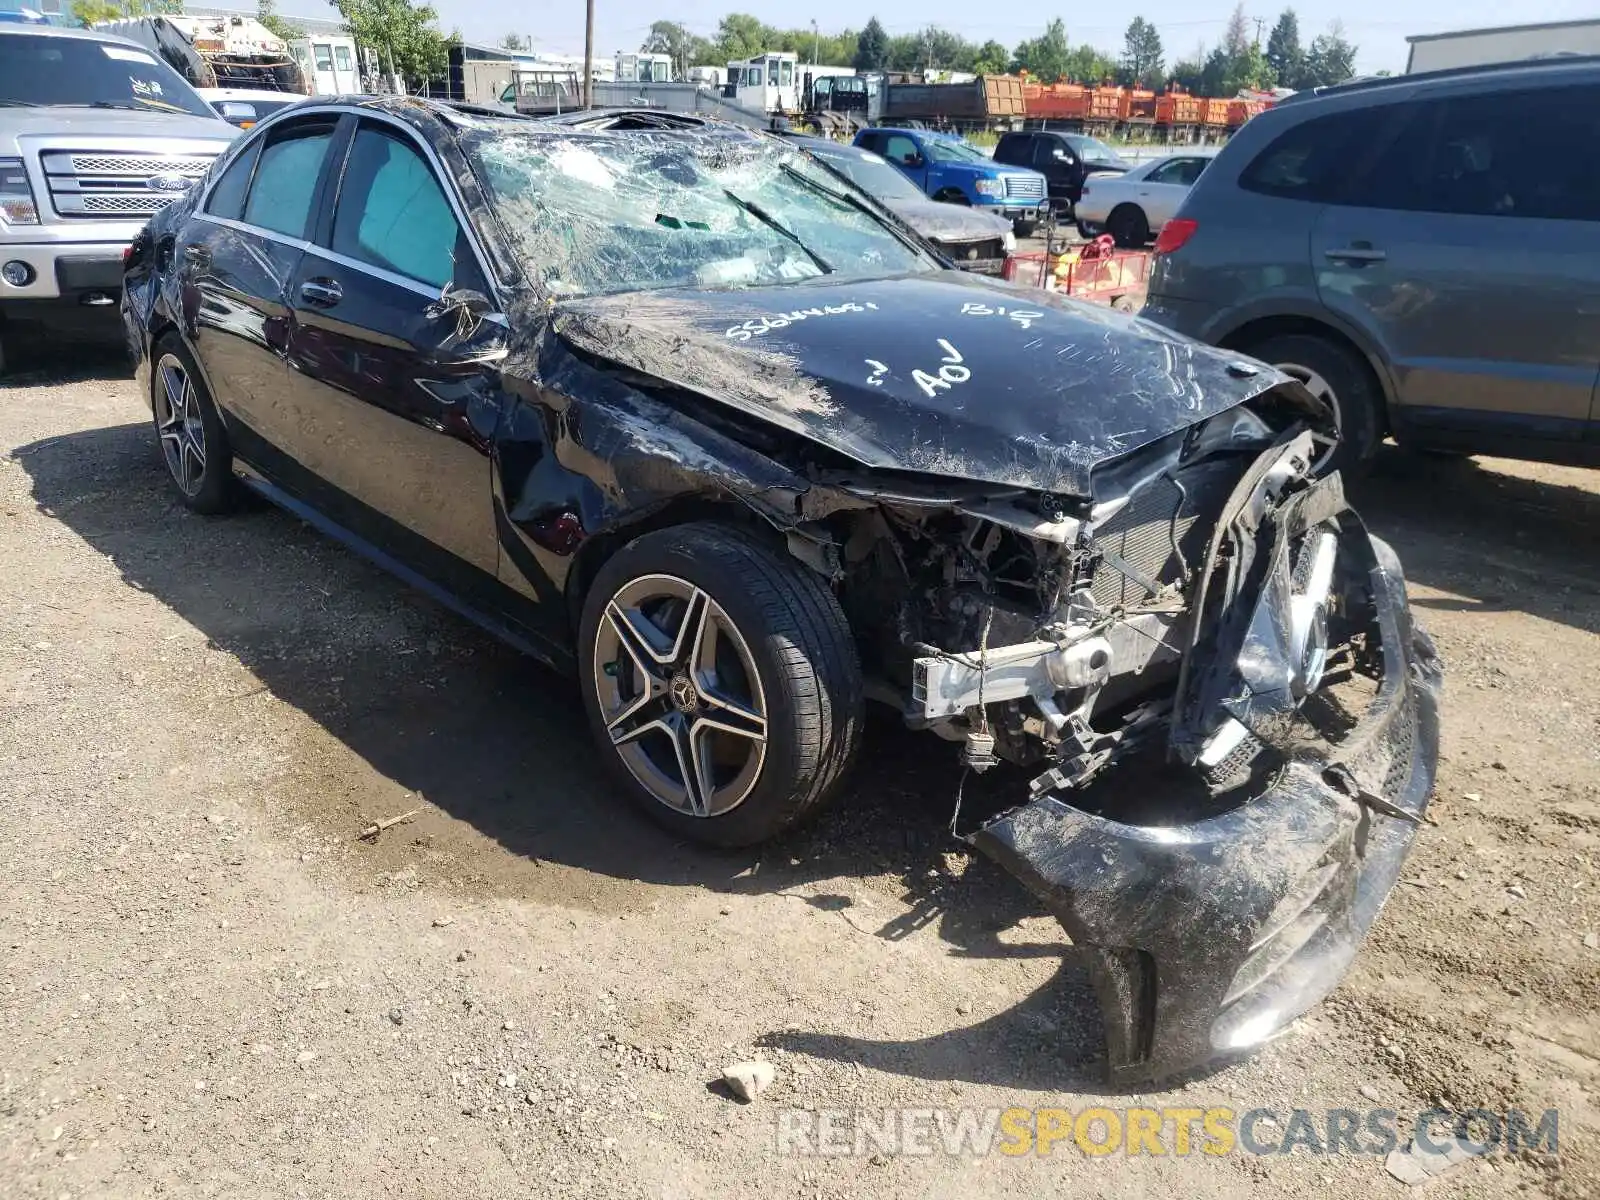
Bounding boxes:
967 474 1443 1082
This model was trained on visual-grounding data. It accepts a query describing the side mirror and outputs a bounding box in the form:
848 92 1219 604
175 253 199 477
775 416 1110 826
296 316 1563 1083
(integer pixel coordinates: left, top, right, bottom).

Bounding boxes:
423 288 506 361
905 154 925 169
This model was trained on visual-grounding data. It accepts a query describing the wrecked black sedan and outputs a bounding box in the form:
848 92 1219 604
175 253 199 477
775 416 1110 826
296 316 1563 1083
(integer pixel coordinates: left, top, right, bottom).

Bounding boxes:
122 98 1441 1083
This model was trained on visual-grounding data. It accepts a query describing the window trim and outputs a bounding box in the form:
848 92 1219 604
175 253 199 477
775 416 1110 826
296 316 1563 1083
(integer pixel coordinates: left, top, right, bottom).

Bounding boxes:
325 116 483 294
193 104 502 309
202 135 263 221
237 116 343 243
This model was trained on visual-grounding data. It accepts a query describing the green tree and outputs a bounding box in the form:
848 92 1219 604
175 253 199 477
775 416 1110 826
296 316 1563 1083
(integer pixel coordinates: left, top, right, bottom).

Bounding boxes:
334 0 451 83
1222 2 1251 56
972 39 1009 75
72 0 180 24
1265 9 1302 88
497 32 528 51
1120 16 1163 87
1300 23 1358 88
257 1 304 41
854 16 888 71
1065 44 1116 84
713 13 769 62
642 20 712 75
1013 18 1069 83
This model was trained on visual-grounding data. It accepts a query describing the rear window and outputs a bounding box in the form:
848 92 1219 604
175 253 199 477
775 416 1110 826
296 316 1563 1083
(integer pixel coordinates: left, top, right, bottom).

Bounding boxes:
1238 106 1386 202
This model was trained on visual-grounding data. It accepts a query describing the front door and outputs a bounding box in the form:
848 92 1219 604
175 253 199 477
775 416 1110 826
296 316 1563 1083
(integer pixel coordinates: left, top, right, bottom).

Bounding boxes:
283 116 506 592
1315 85 1600 445
883 133 928 191
1031 136 1078 205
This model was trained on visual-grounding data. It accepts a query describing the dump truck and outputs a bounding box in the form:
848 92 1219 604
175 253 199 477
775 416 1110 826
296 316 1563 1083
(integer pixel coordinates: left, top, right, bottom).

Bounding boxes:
880 74 1026 124
96 13 305 92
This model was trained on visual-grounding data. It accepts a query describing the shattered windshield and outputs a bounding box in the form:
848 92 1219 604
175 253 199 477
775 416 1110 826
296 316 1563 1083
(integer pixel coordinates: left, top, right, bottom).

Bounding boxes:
463 128 938 297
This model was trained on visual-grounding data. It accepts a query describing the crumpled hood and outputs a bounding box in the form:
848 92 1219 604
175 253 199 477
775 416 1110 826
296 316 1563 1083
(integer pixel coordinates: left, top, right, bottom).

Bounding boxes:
552 271 1284 496
881 196 1012 245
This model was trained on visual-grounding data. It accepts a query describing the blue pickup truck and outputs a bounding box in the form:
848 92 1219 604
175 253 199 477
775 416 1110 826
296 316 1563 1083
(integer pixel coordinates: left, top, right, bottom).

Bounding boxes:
852 127 1049 235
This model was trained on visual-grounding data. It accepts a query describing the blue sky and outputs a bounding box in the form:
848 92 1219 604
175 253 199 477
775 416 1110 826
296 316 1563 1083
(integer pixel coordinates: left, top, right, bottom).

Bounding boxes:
290 1 1600 76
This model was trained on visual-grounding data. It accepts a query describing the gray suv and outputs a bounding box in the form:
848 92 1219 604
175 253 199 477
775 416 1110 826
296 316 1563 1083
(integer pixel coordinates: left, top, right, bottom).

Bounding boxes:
1142 57 1600 472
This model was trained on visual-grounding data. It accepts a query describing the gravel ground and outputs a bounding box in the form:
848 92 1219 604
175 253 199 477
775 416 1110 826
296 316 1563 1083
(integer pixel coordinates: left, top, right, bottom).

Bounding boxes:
1 349 1596 1199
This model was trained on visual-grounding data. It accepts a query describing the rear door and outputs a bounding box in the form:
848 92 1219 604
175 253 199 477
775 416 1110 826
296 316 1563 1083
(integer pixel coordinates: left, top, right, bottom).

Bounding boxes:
1313 85 1600 444
282 116 507 591
180 114 339 466
1137 156 1208 228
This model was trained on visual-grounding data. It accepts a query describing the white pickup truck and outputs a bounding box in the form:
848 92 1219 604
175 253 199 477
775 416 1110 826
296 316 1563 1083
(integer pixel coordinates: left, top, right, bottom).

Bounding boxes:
0 23 237 373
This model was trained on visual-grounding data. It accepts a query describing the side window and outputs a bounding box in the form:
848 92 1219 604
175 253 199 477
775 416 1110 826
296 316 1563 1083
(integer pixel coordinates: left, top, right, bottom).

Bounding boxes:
1239 107 1385 202
332 123 466 291
334 45 353 73
313 43 334 72
1033 138 1064 169
205 138 261 221
858 132 883 154
242 122 335 239
1349 87 1600 221
1148 157 1204 185
885 135 921 165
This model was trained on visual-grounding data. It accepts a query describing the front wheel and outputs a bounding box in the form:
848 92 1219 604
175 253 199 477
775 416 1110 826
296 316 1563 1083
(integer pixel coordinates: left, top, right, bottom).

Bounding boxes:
1013 220 1038 239
577 522 863 848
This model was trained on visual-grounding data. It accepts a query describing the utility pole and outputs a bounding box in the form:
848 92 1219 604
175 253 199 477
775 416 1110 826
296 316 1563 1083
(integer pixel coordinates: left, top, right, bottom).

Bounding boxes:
811 19 819 68
582 0 595 108
1252 16 1265 48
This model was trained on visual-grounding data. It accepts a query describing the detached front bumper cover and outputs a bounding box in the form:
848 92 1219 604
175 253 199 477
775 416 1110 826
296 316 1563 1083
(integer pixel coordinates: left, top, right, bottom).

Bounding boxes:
968 465 1443 1083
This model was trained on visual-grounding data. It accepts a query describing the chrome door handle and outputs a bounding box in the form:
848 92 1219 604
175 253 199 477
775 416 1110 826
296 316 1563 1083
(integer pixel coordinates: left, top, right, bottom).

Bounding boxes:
1325 246 1387 263
299 278 342 308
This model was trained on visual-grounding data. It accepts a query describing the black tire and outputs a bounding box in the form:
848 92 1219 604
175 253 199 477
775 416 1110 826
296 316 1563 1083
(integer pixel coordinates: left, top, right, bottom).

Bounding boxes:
150 334 236 514
1075 221 1098 240
933 188 971 206
577 522 863 848
1013 220 1038 239
0 329 8 378
1106 204 1149 249
1239 331 1384 475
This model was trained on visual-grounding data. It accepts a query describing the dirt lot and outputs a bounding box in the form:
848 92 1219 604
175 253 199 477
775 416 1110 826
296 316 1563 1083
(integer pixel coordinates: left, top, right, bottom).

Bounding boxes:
2 351 1597 1199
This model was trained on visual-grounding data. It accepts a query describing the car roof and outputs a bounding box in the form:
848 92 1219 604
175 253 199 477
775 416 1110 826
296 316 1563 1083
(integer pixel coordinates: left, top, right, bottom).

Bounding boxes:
0 22 142 44
1279 53 1600 107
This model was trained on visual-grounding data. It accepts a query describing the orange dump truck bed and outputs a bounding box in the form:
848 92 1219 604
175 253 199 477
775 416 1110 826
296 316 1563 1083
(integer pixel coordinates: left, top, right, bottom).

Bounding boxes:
1088 86 1128 120
1156 92 1202 124
1026 83 1087 120
1200 97 1231 126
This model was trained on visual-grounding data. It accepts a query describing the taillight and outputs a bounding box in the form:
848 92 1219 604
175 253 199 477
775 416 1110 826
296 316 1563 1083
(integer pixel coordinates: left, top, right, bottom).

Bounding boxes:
1153 218 1198 255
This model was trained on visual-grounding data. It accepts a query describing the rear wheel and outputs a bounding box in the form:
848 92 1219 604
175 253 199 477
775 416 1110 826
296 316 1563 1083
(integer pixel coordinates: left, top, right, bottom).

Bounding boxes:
1240 331 1384 476
578 522 863 848
150 335 236 514
1106 204 1149 249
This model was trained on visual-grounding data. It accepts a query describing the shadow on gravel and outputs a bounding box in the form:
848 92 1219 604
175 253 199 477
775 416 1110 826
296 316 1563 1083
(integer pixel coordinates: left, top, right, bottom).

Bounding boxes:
0 341 132 386
13 417 1115 1090
1351 446 1600 637
16 422 1591 1093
